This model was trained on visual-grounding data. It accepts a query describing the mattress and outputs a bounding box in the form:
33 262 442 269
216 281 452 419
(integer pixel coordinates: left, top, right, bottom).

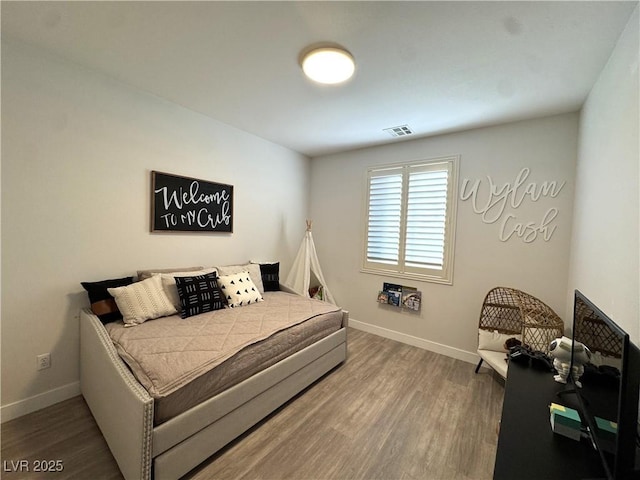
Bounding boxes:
105 292 343 424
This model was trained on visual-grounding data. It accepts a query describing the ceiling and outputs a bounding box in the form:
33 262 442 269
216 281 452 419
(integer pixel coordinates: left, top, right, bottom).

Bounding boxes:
2 1 637 157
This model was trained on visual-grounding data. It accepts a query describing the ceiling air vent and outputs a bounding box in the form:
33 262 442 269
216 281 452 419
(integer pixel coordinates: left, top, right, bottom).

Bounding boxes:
384 125 413 137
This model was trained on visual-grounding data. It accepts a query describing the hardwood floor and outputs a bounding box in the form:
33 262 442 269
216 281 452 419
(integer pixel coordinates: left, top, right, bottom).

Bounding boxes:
1 328 504 480
1 394 122 479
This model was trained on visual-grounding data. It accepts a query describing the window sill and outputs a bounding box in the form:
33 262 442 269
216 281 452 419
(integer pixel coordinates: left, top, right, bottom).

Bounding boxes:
360 267 453 286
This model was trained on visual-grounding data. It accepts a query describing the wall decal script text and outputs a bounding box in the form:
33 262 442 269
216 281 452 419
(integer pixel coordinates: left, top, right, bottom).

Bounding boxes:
460 168 565 243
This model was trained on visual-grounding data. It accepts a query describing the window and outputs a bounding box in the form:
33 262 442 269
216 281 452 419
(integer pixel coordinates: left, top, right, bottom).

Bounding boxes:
363 156 459 284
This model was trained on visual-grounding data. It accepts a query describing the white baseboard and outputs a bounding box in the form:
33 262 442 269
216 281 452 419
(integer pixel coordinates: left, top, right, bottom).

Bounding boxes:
1 381 80 423
349 318 479 365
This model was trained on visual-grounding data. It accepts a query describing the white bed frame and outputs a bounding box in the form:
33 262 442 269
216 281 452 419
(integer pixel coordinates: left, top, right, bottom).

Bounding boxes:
80 297 348 480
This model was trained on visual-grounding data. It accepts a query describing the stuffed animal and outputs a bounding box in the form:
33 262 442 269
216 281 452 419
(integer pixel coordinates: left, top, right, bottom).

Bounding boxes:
548 336 591 387
504 337 522 351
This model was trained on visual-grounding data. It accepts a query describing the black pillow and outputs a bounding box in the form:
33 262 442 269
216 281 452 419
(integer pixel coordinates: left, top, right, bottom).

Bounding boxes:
175 272 226 319
259 262 280 291
81 276 134 324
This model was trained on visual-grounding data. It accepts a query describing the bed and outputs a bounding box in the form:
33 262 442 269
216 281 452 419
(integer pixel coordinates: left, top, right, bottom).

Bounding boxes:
80 279 348 480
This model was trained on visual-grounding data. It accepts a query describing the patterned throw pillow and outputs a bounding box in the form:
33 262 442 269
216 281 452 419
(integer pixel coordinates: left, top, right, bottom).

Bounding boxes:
81 276 134 324
216 271 264 308
108 275 177 326
216 263 264 294
159 268 218 310
174 272 226 319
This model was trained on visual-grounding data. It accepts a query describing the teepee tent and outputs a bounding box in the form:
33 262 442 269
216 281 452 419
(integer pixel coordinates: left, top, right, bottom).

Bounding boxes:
285 221 336 305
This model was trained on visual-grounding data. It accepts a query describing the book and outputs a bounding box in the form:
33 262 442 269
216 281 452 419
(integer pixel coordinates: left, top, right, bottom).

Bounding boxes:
381 283 401 307
549 403 581 441
387 290 401 307
377 291 390 304
402 289 422 311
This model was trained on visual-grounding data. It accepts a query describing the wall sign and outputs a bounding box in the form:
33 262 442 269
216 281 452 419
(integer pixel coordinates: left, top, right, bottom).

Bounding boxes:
460 168 565 243
151 171 233 233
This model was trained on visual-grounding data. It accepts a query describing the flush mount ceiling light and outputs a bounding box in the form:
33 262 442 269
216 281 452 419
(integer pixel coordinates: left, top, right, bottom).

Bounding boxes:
301 46 355 85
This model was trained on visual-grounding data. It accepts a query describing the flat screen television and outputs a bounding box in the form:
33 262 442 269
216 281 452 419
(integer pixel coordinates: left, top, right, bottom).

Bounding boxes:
570 290 640 480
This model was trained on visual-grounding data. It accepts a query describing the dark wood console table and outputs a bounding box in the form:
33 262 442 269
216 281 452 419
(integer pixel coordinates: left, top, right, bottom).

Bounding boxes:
494 360 605 480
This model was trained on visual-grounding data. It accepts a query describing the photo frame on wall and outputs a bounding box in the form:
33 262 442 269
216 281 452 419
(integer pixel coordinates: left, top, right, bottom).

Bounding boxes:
151 171 233 233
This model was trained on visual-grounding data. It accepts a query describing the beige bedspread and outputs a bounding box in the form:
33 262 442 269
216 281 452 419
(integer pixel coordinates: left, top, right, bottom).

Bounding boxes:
106 292 341 399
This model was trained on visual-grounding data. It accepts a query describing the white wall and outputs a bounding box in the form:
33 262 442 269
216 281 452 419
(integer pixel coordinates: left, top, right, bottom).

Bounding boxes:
310 114 578 361
569 6 639 344
1 40 310 420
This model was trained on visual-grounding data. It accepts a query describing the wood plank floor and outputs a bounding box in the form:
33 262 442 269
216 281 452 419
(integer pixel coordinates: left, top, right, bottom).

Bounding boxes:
1 328 504 480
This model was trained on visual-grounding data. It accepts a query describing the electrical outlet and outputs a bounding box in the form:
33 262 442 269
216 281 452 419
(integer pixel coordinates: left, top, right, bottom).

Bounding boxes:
37 353 51 371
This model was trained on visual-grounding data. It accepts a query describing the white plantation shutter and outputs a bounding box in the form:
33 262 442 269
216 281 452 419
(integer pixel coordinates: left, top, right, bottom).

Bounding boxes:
405 165 448 270
363 156 458 284
366 169 403 265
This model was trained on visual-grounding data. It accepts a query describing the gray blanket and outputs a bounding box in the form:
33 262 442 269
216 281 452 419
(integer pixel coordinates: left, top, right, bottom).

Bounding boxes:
106 292 341 398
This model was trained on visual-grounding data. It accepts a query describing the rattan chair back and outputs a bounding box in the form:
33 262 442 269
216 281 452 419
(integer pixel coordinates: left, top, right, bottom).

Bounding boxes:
478 287 564 354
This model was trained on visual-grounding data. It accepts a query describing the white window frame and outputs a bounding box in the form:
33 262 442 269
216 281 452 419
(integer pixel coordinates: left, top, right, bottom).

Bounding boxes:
362 155 459 285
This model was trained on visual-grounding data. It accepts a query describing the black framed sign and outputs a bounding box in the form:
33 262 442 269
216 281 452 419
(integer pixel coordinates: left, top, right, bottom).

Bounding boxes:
151 171 233 233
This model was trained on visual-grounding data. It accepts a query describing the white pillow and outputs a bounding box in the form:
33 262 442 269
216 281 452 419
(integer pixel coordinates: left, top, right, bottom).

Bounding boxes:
217 271 263 308
217 263 264 294
158 268 218 310
136 266 204 281
108 275 177 326
478 329 522 352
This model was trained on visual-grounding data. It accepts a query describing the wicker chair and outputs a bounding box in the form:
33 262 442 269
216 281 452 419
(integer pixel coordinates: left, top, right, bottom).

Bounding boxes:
474 287 564 378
